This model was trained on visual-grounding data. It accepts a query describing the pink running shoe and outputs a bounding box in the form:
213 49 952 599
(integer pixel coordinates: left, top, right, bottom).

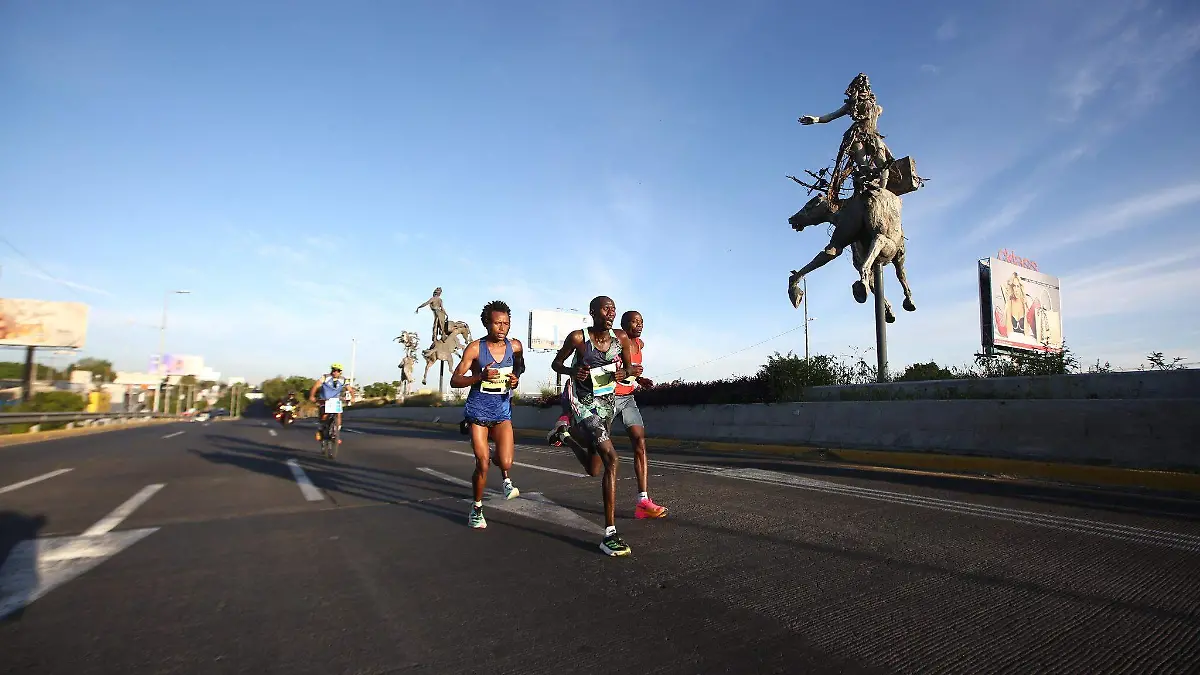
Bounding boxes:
635 497 668 519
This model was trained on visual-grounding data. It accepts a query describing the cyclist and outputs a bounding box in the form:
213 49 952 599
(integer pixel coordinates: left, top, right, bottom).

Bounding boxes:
308 364 353 443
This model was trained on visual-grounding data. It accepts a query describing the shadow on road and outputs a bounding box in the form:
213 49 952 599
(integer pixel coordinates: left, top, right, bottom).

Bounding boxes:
0 511 47 623
343 423 1200 523
188 431 605 554
187 434 467 506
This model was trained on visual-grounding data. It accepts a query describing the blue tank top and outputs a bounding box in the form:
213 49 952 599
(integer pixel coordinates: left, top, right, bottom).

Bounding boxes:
319 374 346 400
463 339 514 422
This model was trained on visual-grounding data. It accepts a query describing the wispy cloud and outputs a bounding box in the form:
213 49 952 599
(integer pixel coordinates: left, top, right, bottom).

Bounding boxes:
257 243 308 264
1043 180 1200 250
936 17 958 41
1052 14 1200 122
1062 246 1200 320
18 266 114 297
965 192 1039 243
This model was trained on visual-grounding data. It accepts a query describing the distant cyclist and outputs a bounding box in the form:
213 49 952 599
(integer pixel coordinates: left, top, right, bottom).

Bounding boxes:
308 363 354 443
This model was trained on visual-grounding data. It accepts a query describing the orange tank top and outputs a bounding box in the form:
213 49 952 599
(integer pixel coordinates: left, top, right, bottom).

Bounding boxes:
614 339 643 396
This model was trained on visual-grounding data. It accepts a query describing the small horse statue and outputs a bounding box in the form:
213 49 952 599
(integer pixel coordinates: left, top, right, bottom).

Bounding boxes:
421 320 473 385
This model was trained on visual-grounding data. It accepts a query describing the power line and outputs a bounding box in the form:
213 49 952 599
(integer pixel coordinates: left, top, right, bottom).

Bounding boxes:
656 323 808 380
0 233 89 303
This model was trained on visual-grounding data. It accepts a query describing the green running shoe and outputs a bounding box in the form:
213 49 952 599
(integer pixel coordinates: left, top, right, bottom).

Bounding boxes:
468 506 487 529
599 533 631 556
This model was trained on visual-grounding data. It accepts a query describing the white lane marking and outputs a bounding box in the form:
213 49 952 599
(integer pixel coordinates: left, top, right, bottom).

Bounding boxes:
0 469 73 495
0 527 158 620
418 467 474 489
448 449 587 478
418 468 601 535
710 467 1200 551
343 428 363 434
162 431 185 439
81 484 165 536
286 459 324 501
268 429 278 437
499 443 1200 552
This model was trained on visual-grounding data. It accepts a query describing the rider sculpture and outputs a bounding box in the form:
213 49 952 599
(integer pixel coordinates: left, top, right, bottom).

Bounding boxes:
787 72 922 316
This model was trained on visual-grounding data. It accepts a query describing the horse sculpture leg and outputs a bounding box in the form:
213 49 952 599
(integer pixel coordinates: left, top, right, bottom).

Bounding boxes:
893 246 917 312
852 235 887 304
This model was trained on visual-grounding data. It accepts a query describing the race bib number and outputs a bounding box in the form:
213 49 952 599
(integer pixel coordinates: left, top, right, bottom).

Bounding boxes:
590 363 618 395
324 399 343 414
480 366 513 395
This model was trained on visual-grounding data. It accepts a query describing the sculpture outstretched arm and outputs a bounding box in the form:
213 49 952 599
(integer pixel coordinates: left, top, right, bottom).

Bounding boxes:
799 102 850 125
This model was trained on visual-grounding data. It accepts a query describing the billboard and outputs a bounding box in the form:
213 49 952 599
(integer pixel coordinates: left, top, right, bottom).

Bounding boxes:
528 309 592 353
149 354 207 376
0 298 89 348
978 255 1063 354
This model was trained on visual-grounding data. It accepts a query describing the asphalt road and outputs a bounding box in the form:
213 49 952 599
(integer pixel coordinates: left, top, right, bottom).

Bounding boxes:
2 418 1199 674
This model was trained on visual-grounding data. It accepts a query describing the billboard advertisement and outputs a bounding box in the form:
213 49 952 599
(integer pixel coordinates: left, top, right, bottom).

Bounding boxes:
0 298 89 348
527 309 592 353
978 256 1063 354
149 354 206 376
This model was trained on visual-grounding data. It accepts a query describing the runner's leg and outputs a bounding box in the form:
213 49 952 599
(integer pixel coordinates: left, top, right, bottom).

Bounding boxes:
468 422 490 528
492 421 520 499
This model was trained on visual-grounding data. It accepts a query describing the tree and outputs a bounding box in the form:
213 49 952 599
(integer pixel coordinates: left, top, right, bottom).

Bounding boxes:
363 381 398 400
71 358 115 382
896 361 955 382
259 376 318 407
1142 352 1186 371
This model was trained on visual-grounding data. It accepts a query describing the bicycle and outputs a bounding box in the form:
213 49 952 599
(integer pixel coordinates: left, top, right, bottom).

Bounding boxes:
315 398 343 459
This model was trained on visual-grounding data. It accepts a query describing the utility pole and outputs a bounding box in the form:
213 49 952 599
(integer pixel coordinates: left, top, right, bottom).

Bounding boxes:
803 278 809 360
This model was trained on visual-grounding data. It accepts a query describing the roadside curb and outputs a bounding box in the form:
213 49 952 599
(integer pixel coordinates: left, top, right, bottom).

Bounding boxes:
0 418 192 447
369 418 1200 494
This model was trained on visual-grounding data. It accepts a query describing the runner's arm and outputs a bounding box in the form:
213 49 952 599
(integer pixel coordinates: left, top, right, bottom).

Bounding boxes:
307 377 323 402
449 341 485 388
508 339 525 388
614 330 641 382
551 331 586 379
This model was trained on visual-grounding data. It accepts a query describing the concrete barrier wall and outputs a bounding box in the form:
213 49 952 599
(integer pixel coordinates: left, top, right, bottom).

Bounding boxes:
348 396 1200 471
797 368 1200 401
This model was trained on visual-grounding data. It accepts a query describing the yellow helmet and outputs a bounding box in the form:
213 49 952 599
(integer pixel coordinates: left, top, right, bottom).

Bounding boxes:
330 363 344 371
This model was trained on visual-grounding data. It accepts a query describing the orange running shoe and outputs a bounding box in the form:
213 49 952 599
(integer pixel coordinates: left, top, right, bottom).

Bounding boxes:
635 497 667 519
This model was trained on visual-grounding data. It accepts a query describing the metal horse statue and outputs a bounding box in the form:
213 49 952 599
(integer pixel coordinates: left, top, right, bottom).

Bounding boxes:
421 320 472 385
787 72 923 322
787 188 916 323
393 330 420 396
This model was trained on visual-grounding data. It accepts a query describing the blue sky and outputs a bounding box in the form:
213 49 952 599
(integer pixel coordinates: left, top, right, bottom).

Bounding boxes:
2 0 1198 387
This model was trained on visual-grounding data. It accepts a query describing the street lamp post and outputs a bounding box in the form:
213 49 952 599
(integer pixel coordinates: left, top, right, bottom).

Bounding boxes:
157 290 190 413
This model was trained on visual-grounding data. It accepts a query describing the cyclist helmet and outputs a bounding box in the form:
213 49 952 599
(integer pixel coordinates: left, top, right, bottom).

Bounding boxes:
330 363 344 371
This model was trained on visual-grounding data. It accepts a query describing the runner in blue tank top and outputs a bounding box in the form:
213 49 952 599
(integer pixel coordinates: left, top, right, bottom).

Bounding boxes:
450 300 525 529
551 295 640 557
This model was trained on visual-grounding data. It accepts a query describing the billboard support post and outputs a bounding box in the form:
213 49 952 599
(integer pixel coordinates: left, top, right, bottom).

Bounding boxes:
872 266 889 382
20 346 35 403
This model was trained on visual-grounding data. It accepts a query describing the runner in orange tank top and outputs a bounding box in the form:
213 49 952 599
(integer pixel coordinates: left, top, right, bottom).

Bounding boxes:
613 310 668 519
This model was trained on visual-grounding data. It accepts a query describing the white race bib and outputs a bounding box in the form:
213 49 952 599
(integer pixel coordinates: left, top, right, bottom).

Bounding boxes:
280 404 294 411
480 366 513 395
324 399 343 414
590 363 618 395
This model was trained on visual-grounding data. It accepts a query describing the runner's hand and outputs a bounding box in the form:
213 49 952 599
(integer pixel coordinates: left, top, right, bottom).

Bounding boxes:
628 364 644 378
575 365 589 381
507 373 519 388
483 367 500 382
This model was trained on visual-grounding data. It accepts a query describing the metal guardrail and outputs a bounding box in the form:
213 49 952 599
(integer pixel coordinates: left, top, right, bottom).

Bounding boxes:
0 411 184 426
